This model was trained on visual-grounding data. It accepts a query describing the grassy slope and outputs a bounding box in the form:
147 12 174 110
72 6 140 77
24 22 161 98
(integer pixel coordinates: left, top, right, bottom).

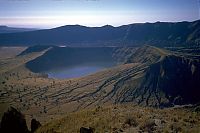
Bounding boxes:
36 104 200 133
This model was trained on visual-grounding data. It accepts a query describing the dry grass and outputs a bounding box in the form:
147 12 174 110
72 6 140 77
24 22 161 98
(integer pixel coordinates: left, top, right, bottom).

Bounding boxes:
0 47 27 59
35 104 200 133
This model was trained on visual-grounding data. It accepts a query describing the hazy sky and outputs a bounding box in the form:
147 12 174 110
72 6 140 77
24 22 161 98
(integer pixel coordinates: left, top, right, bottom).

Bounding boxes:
0 0 199 28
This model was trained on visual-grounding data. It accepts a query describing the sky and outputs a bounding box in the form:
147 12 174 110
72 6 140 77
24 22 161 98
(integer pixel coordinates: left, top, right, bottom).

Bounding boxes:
0 0 199 28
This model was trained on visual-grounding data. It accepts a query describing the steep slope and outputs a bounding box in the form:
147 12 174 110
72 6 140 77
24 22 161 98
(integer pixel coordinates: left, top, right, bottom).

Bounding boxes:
24 46 138 73
124 54 200 107
0 20 199 47
23 45 200 108
109 46 200 107
25 47 117 72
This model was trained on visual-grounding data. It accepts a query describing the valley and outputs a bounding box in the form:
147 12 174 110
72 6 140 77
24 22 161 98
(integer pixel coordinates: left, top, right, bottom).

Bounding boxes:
1 0 199 132
0 45 200 132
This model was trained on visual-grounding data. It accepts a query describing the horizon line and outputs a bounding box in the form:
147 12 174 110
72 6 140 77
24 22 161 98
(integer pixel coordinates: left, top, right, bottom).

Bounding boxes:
1 19 199 29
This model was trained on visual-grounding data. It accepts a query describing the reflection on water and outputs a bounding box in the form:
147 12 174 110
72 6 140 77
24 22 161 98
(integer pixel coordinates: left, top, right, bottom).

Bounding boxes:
46 63 114 79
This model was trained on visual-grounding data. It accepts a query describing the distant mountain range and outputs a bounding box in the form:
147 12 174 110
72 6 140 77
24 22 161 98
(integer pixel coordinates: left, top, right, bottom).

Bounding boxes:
0 26 38 33
0 20 199 47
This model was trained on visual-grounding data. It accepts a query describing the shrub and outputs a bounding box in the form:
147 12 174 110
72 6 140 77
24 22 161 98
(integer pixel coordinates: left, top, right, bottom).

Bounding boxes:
123 116 138 128
170 123 182 132
139 119 156 132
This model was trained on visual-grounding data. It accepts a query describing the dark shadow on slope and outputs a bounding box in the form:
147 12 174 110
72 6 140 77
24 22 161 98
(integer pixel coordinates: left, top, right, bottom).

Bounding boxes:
0 107 30 133
120 46 200 107
18 45 53 56
25 47 117 73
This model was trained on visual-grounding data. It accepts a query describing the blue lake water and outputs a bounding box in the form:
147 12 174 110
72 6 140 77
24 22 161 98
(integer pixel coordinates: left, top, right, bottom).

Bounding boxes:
46 63 114 79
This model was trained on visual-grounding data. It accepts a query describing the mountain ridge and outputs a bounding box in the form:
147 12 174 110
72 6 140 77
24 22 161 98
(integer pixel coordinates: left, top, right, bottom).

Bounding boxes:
0 20 199 47
0 25 39 33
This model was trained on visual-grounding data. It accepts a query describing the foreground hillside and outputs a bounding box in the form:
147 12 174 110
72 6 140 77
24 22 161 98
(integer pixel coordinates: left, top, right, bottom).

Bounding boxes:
36 104 200 133
0 20 199 47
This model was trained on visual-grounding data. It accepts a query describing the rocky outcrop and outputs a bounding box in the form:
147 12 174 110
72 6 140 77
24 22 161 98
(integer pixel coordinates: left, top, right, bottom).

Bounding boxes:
80 127 94 133
31 119 41 133
0 107 42 133
0 107 30 133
